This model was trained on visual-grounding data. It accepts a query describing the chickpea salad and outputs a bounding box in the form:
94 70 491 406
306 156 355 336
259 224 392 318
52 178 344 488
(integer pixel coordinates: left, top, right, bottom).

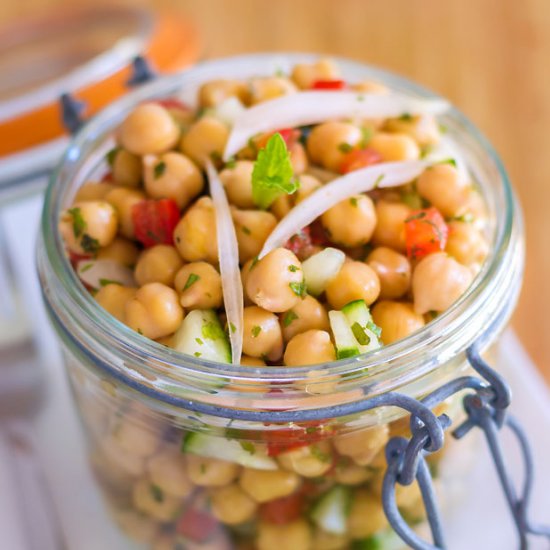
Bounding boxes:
60 58 489 370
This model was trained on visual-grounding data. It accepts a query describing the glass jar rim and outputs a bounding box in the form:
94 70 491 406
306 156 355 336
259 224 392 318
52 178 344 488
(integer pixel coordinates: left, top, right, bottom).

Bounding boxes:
38 53 523 413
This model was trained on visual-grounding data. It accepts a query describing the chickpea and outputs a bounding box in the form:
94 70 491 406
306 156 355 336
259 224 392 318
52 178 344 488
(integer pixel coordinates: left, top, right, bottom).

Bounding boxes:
240 355 266 367
186 454 240 487
111 148 142 187
248 76 298 105
295 174 322 203
125 283 184 339
321 195 376 247
210 483 258 525
60 201 118 254
180 116 229 167
257 519 312 550
95 285 136 324
372 301 425 344
334 460 373 486
368 132 420 161
446 220 488 266
245 248 304 313
104 187 146 239
289 142 309 174
278 440 333 477
143 152 203 209
241 258 256 306
270 194 293 220
111 508 159 544
307 122 363 172
175 262 223 310
233 209 278 262
242 306 283 361
97 237 139 267
352 80 389 94
281 294 329 341
98 435 145 477
291 58 340 89
412 252 474 314
334 424 389 466
132 479 182 522
371 199 412 252
118 103 179 155
239 468 300 503
313 531 349 550
199 79 250 107
366 246 411 299
134 245 183 287
347 490 388 538
219 160 255 208
283 330 335 367
173 197 218 264
416 164 469 218
110 415 161 459
147 449 193 498
74 181 113 202
325 261 380 310
385 114 441 147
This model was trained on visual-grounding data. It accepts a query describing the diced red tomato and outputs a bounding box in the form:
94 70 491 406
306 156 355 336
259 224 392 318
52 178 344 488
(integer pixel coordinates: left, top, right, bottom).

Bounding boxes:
264 421 332 457
155 98 190 111
132 198 180 248
308 219 330 246
339 147 382 174
405 207 448 260
256 128 301 150
260 492 305 525
176 507 219 542
68 251 93 268
284 226 312 257
101 172 114 182
311 79 347 90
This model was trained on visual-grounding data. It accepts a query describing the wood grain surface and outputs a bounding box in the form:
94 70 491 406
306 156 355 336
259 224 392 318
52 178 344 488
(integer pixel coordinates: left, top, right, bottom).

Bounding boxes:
2 0 549 381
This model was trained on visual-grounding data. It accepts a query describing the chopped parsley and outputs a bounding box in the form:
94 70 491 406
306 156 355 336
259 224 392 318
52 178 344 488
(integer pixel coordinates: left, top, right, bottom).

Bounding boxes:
154 161 167 179
250 256 260 270
372 174 384 189
350 197 359 208
449 213 474 224
310 444 331 463
240 441 256 455
241 225 252 235
251 325 262 338
351 322 371 346
183 273 200 291
251 133 299 209
80 234 100 254
229 322 236 334
399 112 414 121
194 351 202 357
225 157 237 169
434 158 457 168
195 337 204 345
338 142 353 153
282 310 299 327
150 484 164 502
289 281 307 298
360 126 374 147
99 278 122 287
202 321 226 341
288 264 299 272
79 263 93 273
106 147 120 167
68 207 86 238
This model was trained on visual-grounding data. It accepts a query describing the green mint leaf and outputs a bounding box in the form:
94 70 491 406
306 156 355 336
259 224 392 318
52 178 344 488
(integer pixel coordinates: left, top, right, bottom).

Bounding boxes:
154 161 166 179
202 321 226 341
80 234 99 254
282 310 298 327
240 441 256 455
251 133 298 209
351 322 371 346
289 281 307 298
99 278 122 287
68 207 86 238
251 325 262 338
183 273 200 291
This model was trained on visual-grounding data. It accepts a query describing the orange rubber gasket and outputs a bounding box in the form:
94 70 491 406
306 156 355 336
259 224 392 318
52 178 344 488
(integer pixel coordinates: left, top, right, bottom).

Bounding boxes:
0 11 200 157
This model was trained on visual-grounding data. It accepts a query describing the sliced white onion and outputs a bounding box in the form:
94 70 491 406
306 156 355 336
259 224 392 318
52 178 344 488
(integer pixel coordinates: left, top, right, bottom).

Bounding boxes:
223 91 449 160
211 96 247 127
259 160 428 258
302 247 346 296
205 159 244 364
77 259 135 289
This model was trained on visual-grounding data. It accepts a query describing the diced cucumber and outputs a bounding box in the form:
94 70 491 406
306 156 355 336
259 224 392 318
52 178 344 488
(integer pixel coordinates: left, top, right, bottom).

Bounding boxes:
310 485 352 535
301 247 346 296
172 310 231 363
329 310 360 359
182 432 278 470
351 529 404 550
341 300 382 353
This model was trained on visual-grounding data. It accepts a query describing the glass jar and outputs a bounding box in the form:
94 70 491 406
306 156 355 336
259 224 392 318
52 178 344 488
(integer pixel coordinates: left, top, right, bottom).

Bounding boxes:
37 54 523 550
